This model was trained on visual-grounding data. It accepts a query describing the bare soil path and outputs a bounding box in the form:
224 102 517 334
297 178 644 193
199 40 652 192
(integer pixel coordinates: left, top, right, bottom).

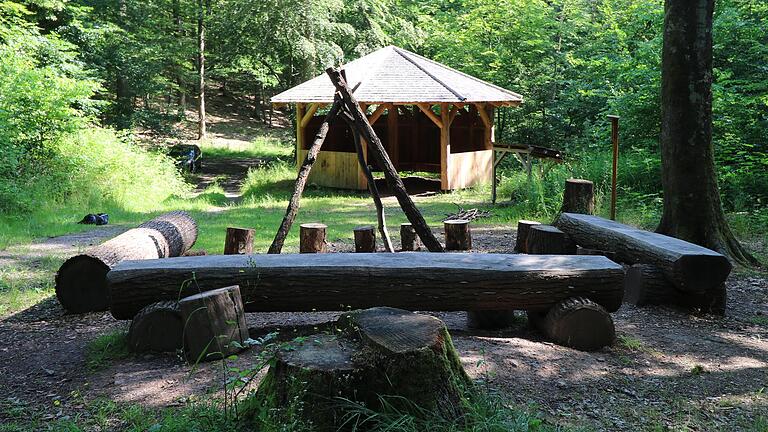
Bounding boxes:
0 225 766 431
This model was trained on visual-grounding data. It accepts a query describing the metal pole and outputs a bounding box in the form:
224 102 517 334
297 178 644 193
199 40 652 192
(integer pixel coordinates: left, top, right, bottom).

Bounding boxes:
608 115 620 220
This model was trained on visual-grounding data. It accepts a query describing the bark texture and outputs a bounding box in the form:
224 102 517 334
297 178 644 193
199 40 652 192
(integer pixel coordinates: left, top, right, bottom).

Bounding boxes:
224 227 254 255
444 220 471 251
400 223 420 251
108 253 625 319
56 211 198 313
529 297 616 351
658 0 758 266
562 179 595 215
128 301 183 353
253 307 470 430
179 285 248 363
527 225 576 255
353 226 376 252
555 212 731 294
299 223 327 253
514 220 541 253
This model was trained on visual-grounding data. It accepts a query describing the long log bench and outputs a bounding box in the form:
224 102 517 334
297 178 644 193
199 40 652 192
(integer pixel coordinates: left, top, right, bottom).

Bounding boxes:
108 253 625 320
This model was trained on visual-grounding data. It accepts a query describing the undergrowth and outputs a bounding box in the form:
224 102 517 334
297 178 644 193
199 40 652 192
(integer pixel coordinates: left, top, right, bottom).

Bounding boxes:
85 330 130 371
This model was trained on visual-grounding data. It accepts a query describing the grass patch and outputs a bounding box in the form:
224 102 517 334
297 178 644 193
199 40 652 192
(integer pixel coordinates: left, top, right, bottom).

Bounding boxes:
617 334 645 351
85 330 130 370
749 315 768 326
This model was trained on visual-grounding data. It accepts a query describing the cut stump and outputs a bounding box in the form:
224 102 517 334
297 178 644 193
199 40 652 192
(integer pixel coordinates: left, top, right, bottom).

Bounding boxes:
527 225 576 255
128 301 183 353
300 223 327 253
562 179 595 214
514 220 541 253
529 297 615 351
179 285 249 362
444 219 471 251
56 210 198 313
353 226 376 252
224 227 255 255
400 223 420 251
254 307 470 431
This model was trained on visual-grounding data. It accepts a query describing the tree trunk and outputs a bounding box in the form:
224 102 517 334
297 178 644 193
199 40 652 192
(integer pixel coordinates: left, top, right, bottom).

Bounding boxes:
299 223 327 253
444 220 471 251
353 226 376 252
56 211 198 313
107 253 626 319
326 68 443 252
253 307 470 430
657 0 758 266
179 285 249 363
514 220 541 253
196 0 206 140
527 225 576 255
624 264 726 314
224 227 255 255
128 301 183 353
562 179 594 214
528 297 616 351
268 101 342 254
400 223 420 251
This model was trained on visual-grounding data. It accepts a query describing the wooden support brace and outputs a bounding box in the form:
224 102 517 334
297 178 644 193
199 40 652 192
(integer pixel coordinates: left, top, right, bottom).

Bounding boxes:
368 104 388 125
417 103 443 129
300 103 319 128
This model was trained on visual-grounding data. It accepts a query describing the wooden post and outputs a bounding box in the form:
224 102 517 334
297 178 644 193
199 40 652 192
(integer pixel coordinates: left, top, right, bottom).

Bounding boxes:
444 219 471 251
224 227 254 255
353 226 376 252
514 220 541 253
388 105 399 169
562 179 595 215
440 103 450 190
608 115 619 220
527 225 576 255
326 68 443 252
400 223 420 251
296 103 305 169
179 285 249 363
300 223 327 253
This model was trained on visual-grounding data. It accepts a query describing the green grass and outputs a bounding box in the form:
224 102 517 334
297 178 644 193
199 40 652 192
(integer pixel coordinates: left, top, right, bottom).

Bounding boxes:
85 330 130 370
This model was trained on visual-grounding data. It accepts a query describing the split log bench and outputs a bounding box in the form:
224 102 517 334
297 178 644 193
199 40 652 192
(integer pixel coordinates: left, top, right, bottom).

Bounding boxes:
554 212 732 313
108 253 625 350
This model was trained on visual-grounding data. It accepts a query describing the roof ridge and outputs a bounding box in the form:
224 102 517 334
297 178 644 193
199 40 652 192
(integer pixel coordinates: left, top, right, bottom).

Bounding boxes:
394 47 523 100
393 46 466 102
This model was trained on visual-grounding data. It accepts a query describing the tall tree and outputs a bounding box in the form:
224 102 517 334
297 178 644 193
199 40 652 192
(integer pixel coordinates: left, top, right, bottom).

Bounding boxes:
197 0 206 139
656 0 758 265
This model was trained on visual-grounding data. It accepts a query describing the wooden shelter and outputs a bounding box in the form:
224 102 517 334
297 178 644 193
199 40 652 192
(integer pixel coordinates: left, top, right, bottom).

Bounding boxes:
271 46 523 191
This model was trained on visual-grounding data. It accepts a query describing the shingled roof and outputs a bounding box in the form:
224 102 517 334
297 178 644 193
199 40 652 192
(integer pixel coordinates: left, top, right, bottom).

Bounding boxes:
271 46 523 106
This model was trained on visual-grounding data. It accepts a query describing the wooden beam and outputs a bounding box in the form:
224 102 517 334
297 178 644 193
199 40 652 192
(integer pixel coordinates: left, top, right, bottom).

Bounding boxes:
417 103 443 129
388 104 399 169
300 103 319 128
475 103 492 129
440 103 451 190
368 104 388 125
448 105 460 124
296 103 305 170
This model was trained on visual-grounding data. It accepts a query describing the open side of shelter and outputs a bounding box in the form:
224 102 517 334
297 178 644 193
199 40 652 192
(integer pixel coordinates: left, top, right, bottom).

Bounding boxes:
272 46 523 191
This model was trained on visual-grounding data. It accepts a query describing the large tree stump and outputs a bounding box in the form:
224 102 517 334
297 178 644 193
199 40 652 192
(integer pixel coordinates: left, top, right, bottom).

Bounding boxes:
400 223 420 251
527 225 576 255
128 301 183 353
253 307 470 430
224 227 255 255
178 285 249 363
514 220 541 253
529 297 615 351
444 219 471 251
56 210 198 313
562 179 595 214
299 223 327 253
353 226 376 252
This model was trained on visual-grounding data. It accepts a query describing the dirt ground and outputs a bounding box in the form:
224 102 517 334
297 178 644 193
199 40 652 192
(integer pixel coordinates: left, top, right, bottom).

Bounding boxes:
0 225 766 431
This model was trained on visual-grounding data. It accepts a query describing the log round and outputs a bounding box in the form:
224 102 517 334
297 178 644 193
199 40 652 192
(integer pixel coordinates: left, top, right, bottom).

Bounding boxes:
179 285 249 363
299 223 327 253
127 301 183 353
531 297 615 351
56 211 197 313
224 227 255 255
444 219 471 251
554 212 732 294
514 220 541 253
527 225 576 255
353 225 376 252
253 307 470 430
108 253 626 320
400 223 420 251
562 179 595 214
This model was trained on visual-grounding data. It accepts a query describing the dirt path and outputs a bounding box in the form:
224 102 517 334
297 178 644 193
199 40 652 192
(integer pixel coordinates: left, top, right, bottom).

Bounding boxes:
0 226 766 430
